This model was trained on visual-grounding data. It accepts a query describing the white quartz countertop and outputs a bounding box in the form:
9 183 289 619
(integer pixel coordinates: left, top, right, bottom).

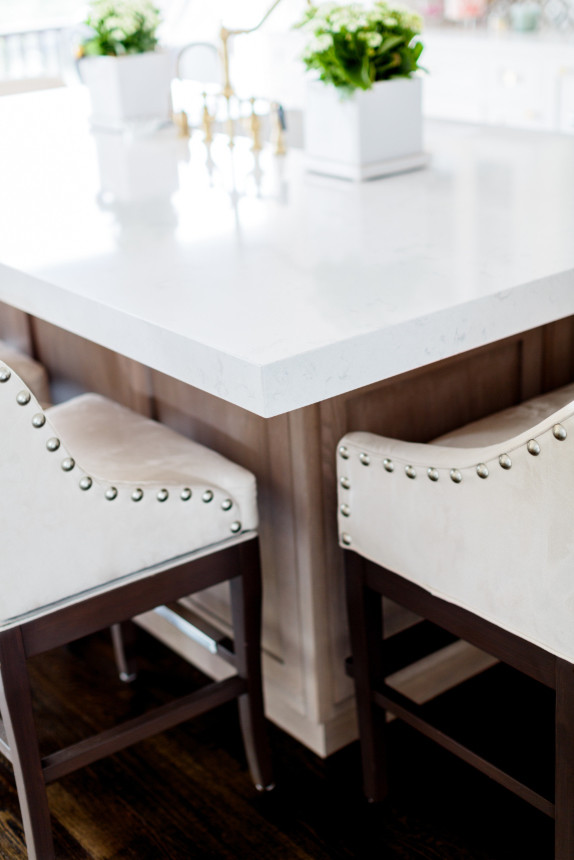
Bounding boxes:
1 88 573 417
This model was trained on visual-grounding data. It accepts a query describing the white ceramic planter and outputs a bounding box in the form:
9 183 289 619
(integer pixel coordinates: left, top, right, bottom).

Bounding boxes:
79 51 172 130
304 76 427 180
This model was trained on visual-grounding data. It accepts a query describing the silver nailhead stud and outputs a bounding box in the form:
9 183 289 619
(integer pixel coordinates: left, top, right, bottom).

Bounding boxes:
46 437 60 452
32 413 46 428
359 452 370 466
450 469 462 484
527 439 540 456
202 489 214 503
476 463 489 479
157 489 169 502
553 424 567 441
427 467 439 482
340 503 351 517
0 367 11 382
221 498 233 511
340 476 351 490
383 459 394 473
180 487 192 501
61 457 75 472
405 465 416 479
79 476 92 491
341 533 352 546
338 445 350 460
499 454 512 470
230 521 241 533
105 487 118 500
16 390 31 406
132 488 143 502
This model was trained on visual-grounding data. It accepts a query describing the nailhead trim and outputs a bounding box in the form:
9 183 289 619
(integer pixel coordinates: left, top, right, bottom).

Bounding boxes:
340 421 571 495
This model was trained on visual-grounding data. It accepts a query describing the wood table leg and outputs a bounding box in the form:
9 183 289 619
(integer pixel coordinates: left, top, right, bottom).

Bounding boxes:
555 658 574 859
345 551 388 803
230 540 274 791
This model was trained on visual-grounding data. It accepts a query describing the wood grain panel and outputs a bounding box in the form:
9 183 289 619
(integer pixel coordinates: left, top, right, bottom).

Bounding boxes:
151 371 286 672
31 319 153 415
0 301 34 354
542 317 574 392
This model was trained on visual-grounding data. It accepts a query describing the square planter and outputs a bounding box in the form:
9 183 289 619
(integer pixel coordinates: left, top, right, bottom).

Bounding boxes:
79 50 173 130
304 76 427 180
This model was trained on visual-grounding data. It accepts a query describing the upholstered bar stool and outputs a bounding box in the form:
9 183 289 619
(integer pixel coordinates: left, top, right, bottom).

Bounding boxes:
0 361 272 860
338 382 574 858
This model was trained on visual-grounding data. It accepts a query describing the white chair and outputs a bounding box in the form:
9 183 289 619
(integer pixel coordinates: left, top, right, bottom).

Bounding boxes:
338 382 574 858
0 361 272 860
176 41 221 87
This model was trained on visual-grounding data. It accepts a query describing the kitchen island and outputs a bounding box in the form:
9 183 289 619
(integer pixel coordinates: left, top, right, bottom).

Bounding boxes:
1 88 573 753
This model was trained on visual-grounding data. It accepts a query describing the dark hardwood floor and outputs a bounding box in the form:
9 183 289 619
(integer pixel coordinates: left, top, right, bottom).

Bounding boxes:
0 628 555 859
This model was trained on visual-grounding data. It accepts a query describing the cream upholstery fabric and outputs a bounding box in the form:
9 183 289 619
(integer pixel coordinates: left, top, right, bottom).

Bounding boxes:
0 367 257 629
0 341 51 406
338 385 574 663
433 382 574 449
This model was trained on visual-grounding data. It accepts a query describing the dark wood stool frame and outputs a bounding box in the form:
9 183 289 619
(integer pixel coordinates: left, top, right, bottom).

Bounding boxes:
345 550 574 859
0 537 273 860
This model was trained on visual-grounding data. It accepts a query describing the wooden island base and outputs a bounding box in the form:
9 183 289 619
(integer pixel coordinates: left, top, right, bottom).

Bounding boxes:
2 302 573 755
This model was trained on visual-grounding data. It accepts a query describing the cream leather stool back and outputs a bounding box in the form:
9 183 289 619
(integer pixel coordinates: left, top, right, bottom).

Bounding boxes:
0 362 272 860
0 340 51 406
339 382 574 859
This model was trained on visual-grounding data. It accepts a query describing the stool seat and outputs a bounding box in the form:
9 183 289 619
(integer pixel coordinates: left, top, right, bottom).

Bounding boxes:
48 395 258 500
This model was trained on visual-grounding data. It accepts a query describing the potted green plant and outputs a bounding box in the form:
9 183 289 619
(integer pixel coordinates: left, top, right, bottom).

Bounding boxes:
295 1 427 180
77 0 172 129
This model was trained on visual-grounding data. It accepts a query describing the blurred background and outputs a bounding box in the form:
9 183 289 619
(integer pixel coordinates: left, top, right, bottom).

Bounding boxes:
1 0 574 135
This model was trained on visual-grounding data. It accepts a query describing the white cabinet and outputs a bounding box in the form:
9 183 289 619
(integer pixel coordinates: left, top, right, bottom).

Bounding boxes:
557 68 574 131
423 29 574 133
423 39 487 121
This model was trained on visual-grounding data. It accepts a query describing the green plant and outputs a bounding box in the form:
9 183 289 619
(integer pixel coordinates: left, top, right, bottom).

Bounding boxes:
295 1 424 93
79 0 162 57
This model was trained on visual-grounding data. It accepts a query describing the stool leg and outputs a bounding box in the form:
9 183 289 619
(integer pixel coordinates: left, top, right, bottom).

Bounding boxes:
230 539 274 791
555 658 574 859
111 621 138 682
0 627 55 860
345 551 388 803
